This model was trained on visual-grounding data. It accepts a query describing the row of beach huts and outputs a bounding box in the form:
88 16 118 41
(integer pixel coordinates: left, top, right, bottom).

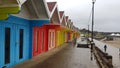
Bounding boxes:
0 0 80 67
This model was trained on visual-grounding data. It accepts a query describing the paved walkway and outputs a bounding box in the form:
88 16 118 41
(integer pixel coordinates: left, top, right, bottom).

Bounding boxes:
32 45 98 68
94 39 120 68
13 43 68 68
13 38 98 68
77 37 88 44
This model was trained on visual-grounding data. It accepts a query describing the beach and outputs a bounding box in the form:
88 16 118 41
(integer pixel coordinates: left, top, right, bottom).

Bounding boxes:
103 40 120 48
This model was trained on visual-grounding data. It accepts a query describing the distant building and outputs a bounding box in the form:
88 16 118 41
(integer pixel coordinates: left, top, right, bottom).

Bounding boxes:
106 33 120 41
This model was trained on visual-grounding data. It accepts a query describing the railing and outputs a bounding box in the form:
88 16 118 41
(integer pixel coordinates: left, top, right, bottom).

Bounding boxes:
93 45 113 68
87 38 113 68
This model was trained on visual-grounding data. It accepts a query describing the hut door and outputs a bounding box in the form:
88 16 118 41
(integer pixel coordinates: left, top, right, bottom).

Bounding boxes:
0 23 29 67
0 24 14 67
56 31 60 46
15 25 28 63
48 30 55 50
33 28 40 56
41 30 44 52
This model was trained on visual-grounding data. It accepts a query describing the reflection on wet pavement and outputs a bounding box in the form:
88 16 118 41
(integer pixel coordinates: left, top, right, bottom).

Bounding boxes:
32 44 98 68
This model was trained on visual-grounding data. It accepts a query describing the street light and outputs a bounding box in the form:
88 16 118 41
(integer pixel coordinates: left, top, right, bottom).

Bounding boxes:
91 0 96 42
90 0 96 51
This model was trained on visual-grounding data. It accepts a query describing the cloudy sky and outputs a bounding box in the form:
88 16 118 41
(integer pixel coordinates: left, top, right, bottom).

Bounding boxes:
46 0 120 32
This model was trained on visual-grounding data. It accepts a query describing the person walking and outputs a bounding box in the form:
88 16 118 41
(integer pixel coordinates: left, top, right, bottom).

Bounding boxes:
104 45 107 52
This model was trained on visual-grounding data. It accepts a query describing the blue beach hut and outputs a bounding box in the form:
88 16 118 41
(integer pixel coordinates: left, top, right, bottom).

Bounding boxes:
0 0 50 67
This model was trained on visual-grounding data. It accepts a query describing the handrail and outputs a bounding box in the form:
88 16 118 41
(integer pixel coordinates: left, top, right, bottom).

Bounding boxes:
94 46 113 68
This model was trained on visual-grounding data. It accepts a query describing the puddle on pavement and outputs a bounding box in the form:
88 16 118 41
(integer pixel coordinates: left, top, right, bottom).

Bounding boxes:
77 44 89 48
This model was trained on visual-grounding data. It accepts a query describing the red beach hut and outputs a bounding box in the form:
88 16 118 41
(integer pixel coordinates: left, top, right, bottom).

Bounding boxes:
33 2 61 56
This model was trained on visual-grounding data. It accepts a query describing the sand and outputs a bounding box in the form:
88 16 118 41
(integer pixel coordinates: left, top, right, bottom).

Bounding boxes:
103 40 120 48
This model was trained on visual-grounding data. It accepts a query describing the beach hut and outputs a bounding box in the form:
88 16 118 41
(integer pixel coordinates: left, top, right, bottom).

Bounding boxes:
33 2 61 57
0 0 49 67
43 2 61 50
56 26 69 46
0 15 30 68
0 1 26 67
29 0 50 57
41 24 60 51
65 16 71 42
0 0 22 20
59 11 70 44
64 16 68 42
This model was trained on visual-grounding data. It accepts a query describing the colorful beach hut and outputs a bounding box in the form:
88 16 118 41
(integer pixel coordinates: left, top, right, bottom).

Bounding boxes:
0 0 26 20
43 2 61 50
0 0 49 67
28 0 50 57
33 2 61 56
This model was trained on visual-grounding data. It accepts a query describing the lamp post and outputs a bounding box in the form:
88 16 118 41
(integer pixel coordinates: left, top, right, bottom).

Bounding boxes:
91 0 96 42
88 24 89 38
91 0 96 51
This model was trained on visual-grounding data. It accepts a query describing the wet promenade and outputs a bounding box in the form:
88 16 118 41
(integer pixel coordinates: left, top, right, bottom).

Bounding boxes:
13 38 98 68
94 39 120 68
